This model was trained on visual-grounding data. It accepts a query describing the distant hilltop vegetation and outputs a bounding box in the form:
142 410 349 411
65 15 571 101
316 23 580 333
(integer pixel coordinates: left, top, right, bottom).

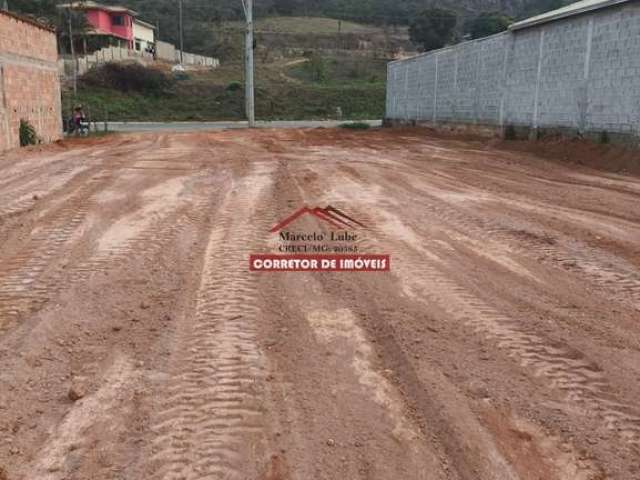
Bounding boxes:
9 0 570 60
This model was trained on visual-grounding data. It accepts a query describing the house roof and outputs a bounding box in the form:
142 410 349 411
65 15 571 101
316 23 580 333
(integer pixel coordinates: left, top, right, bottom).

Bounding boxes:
0 9 56 32
510 0 632 30
134 18 156 30
57 1 138 17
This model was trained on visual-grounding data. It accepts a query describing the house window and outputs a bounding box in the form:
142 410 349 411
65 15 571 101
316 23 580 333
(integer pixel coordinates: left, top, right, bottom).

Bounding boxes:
135 41 141 51
112 15 124 26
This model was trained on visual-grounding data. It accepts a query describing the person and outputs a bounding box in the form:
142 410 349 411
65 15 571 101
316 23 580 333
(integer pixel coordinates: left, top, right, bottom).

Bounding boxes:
73 106 85 132
71 105 89 136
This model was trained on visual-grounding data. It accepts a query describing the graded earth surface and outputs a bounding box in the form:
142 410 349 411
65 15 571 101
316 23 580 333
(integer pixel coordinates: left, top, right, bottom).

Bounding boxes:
0 128 639 479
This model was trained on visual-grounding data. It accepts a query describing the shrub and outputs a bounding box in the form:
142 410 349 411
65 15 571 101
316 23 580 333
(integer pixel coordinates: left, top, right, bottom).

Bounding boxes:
81 62 173 95
173 71 190 81
226 81 242 92
304 54 328 83
465 12 512 39
599 131 610 144
19 119 38 146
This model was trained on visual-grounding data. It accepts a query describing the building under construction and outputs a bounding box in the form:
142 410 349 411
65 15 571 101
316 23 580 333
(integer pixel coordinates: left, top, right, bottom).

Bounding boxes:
0 10 62 150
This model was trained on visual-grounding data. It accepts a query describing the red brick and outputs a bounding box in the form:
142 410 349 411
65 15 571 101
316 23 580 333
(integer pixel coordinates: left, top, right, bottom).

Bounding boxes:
1 11 62 151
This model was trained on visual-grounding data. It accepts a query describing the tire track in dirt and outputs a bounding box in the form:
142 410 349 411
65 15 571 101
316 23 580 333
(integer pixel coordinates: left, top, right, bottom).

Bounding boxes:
322 147 640 311
0 163 91 219
0 171 113 328
148 162 274 480
0 135 224 330
421 193 640 311
70 172 223 284
353 195 640 451
0 148 89 189
258 161 456 480
311 155 640 453
26 353 139 480
348 166 640 312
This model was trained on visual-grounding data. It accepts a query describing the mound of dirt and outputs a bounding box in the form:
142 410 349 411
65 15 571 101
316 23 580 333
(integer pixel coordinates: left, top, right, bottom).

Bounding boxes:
497 136 640 176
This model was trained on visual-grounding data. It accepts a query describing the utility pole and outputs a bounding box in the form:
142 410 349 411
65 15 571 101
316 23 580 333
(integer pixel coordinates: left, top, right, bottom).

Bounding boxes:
68 12 77 96
242 0 255 127
178 0 184 65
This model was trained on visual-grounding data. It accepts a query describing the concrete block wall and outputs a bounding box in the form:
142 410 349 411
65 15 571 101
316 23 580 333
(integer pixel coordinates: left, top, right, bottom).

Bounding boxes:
156 40 176 63
386 2 640 142
588 5 640 134
175 51 220 68
158 41 220 67
59 41 220 79
388 32 508 127
477 33 506 124
435 49 457 122
0 12 62 151
59 46 155 77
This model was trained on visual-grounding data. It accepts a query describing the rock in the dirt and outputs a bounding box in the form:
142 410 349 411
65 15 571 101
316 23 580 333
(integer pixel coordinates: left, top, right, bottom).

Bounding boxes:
326 438 335 447
68 380 86 401
467 381 490 400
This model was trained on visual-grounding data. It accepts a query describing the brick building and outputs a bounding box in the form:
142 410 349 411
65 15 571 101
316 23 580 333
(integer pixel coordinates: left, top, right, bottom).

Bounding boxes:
0 10 62 151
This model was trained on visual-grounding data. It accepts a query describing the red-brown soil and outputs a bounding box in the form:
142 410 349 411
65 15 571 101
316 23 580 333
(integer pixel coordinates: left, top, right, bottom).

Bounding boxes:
0 128 639 480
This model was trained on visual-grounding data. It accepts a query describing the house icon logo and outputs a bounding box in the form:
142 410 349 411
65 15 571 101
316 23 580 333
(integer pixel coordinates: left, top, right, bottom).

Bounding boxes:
270 205 366 233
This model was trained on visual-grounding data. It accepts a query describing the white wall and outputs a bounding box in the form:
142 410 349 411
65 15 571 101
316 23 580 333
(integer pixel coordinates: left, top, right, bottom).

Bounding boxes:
133 21 155 44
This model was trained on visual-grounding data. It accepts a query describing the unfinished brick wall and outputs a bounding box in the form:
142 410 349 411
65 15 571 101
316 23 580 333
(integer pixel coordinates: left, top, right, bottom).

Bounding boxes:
0 11 62 151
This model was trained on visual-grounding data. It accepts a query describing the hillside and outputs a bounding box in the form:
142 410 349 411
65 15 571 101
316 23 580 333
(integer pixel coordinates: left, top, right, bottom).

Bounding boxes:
8 0 570 58
65 54 387 122
215 16 412 62
223 16 404 34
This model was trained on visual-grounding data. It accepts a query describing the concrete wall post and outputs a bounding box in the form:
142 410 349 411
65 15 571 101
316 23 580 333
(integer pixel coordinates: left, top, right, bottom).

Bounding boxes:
531 28 546 137
578 17 594 134
432 54 439 124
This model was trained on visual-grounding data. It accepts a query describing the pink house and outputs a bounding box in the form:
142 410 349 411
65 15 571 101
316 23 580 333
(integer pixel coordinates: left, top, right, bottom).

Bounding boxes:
59 1 138 50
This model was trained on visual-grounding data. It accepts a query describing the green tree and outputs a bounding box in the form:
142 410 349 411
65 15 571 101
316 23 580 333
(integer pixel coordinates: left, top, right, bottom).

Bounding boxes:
304 53 328 82
4 0 58 18
274 0 300 15
409 8 457 52
465 12 512 39
520 0 566 18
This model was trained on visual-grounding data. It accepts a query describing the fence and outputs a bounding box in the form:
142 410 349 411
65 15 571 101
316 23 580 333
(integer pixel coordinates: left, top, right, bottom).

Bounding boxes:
59 42 220 78
59 46 153 77
177 51 220 68
156 40 176 63
386 0 640 143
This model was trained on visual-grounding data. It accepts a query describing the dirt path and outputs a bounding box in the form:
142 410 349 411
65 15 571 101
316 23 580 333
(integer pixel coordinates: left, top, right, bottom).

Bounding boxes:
0 128 639 480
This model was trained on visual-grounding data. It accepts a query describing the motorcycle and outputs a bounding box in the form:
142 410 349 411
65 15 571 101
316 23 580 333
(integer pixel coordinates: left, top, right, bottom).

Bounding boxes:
67 116 90 136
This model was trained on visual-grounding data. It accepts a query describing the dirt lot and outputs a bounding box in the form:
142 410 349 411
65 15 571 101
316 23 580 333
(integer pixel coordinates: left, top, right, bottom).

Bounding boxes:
0 128 639 480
